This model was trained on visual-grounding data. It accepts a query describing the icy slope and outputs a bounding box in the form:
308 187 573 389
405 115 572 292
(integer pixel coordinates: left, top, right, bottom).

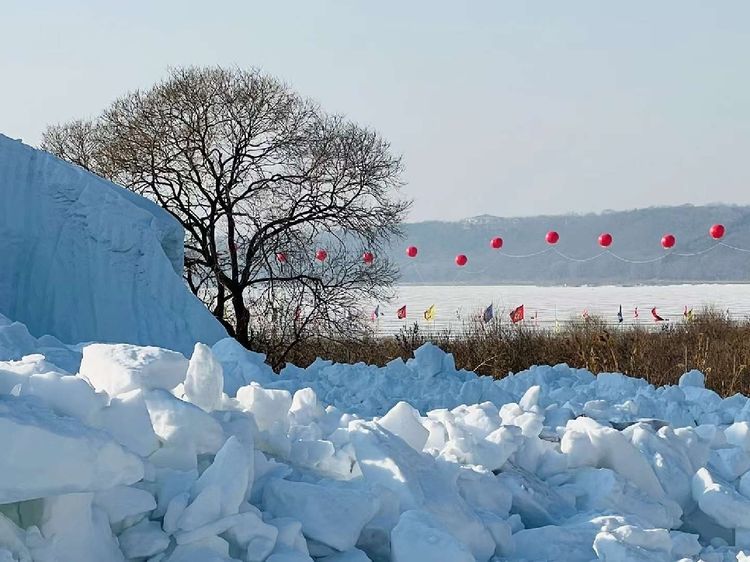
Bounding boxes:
4 313 750 561
0 134 226 354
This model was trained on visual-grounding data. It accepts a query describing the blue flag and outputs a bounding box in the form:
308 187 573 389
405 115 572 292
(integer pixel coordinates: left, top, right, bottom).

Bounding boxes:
482 304 494 323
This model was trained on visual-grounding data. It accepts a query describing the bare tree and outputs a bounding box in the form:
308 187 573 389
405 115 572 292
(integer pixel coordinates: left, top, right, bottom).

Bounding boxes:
42 66 408 360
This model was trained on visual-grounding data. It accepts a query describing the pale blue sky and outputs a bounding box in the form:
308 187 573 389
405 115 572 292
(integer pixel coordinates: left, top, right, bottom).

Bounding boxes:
2 1 748 221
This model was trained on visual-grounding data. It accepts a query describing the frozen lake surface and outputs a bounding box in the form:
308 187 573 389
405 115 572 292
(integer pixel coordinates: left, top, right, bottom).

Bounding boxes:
370 284 750 334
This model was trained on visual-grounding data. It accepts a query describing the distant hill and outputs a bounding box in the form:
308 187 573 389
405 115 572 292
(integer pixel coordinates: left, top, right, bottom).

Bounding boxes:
393 205 750 285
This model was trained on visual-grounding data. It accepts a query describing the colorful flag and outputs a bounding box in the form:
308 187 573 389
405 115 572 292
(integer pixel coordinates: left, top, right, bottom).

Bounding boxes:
634 307 639 319
371 305 380 321
482 304 494 323
423 304 436 321
651 307 665 322
617 305 623 323
582 309 590 320
510 304 524 324
397 305 407 319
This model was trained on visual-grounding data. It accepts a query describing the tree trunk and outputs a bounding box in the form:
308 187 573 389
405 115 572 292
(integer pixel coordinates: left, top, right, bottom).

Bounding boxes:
233 292 251 347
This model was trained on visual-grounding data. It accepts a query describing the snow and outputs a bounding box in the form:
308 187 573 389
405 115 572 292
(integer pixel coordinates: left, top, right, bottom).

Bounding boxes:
7 136 750 559
8 308 750 560
0 134 226 355
183 343 224 412
391 510 476 562
79 343 189 396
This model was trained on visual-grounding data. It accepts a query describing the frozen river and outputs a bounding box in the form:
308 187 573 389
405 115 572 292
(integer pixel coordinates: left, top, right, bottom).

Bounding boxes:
369 284 750 335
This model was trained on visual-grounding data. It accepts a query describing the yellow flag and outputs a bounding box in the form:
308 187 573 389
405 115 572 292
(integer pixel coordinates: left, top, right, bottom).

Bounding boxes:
423 304 436 321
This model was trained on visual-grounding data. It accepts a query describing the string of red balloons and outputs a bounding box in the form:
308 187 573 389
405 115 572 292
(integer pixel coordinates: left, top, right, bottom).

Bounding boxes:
404 223 727 267
270 224 728 268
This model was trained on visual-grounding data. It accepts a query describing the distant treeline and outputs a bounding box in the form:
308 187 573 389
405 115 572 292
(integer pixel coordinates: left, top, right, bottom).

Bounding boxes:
392 204 750 284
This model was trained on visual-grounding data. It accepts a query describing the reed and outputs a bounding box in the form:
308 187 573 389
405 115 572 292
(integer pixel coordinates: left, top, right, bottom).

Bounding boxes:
254 308 750 397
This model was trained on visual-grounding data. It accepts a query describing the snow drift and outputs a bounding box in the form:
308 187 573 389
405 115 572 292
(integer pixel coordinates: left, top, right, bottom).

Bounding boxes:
0 134 226 354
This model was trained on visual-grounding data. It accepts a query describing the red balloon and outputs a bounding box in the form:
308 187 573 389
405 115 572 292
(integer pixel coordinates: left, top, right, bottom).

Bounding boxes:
363 251 374 264
276 252 287 263
406 246 418 258
710 224 725 240
315 249 328 262
546 231 560 245
490 237 503 249
455 254 468 267
661 234 676 249
598 233 613 248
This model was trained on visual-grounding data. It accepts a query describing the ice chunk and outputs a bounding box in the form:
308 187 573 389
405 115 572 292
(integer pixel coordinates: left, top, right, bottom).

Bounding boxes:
391 510 476 562
290 387 324 427
183 343 224 412
0 396 143 502
709 447 750 482
39 493 124 562
96 388 160 456
495 464 576 528
411 343 448 378
144 389 225 455
79 343 188 396
0 512 53 562
189 436 251 520
349 423 495 561
317 548 371 561
263 478 378 551
726 422 750 452
670 531 702 559
564 467 682 529
692 467 750 529
118 518 170 558
593 525 672 561
512 515 636 562
679 370 705 388
236 384 292 455
0 321 39 363
267 517 310 555
266 553 314 562
166 535 236 561
212 338 275 394
93 485 156 525
223 510 278 560
561 417 665 498
376 401 428 452
17 372 104 422
164 492 190 534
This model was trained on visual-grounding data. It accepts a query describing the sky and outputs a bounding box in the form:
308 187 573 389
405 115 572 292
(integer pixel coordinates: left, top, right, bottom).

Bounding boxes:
1 1 749 222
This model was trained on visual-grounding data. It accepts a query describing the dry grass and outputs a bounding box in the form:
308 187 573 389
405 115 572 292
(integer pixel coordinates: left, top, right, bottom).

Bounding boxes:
256 309 750 397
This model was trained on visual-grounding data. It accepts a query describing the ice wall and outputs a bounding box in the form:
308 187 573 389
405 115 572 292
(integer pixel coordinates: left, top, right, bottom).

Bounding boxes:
0 134 226 354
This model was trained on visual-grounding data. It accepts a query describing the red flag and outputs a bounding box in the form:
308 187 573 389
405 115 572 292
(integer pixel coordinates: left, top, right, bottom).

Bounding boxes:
651 307 665 322
397 305 407 319
510 305 524 323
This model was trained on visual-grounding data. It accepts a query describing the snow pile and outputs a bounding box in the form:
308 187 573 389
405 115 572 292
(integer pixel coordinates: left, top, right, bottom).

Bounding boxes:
6 316 750 560
0 135 226 355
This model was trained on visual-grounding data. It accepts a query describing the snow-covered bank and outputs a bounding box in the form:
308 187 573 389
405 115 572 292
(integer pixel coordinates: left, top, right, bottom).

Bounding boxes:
0 135 226 355
3 313 750 561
